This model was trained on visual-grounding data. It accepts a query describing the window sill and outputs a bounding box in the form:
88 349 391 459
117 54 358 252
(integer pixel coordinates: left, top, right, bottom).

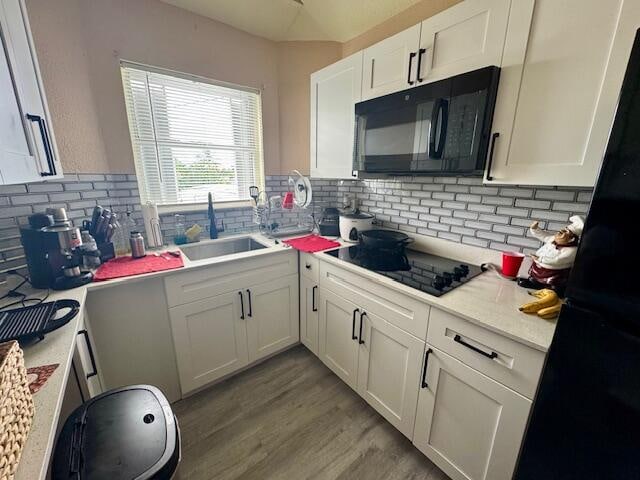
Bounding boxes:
157 200 253 215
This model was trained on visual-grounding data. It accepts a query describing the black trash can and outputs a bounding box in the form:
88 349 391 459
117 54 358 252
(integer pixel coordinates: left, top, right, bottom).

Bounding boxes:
53 385 180 480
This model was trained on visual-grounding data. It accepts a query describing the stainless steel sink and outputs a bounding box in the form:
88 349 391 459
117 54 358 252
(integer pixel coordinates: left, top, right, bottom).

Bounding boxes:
179 237 267 261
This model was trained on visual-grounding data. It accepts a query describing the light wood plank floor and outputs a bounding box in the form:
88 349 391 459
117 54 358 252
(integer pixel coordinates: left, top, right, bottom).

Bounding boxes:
173 345 448 480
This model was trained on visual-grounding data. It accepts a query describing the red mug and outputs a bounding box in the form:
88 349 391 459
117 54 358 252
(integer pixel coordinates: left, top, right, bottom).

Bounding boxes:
502 251 525 278
283 191 294 209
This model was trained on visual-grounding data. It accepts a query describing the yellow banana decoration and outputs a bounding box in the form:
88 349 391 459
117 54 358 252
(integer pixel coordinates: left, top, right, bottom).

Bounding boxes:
519 290 559 313
537 302 562 319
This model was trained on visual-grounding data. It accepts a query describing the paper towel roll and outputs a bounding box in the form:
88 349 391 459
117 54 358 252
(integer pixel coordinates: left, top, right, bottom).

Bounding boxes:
142 202 163 247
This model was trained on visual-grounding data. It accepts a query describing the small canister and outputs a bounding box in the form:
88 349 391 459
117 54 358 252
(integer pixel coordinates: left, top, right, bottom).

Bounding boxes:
129 231 146 258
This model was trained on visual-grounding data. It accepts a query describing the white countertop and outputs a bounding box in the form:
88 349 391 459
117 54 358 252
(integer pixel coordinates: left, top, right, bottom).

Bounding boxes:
10 231 555 479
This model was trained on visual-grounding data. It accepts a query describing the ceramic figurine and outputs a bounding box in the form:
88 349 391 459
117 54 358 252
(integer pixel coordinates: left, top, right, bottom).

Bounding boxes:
517 215 584 294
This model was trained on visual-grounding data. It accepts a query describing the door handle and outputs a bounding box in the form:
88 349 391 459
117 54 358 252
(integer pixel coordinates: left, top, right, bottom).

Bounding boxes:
416 48 427 83
312 286 317 312
407 52 417 85
26 113 57 176
246 289 252 317
358 311 366 345
239 291 245 319
429 98 449 159
78 329 98 379
485 132 500 181
421 348 432 388
453 334 498 359
351 308 360 340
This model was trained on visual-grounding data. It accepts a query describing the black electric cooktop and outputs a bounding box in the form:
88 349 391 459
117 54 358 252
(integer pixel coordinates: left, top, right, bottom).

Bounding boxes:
325 245 484 297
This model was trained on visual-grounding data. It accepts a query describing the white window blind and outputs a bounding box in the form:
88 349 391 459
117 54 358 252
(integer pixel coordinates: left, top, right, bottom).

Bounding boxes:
120 63 264 206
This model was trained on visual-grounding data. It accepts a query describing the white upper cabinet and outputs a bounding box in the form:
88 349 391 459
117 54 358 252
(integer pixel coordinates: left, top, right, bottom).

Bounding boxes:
0 0 62 184
362 24 421 100
310 51 363 179
486 0 640 186
417 0 511 85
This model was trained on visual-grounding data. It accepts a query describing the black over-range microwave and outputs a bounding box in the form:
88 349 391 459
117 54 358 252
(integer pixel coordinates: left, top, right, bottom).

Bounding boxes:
353 66 500 176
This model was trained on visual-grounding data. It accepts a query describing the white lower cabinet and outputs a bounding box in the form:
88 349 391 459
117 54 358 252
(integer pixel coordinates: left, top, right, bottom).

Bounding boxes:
413 346 532 480
356 309 424 437
245 274 299 363
168 268 299 395
300 275 319 356
319 288 425 438
169 290 249 394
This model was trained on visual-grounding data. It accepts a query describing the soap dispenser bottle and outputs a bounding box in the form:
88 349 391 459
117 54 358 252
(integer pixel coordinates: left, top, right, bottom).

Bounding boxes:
208 192 218 239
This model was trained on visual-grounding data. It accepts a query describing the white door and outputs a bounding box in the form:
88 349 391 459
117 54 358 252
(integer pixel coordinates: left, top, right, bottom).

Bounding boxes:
486 0 640 186
417 0 511 84
356 310 424 438
300 275 319 356
169 291 249 394
0 0 62 183
413 346 531 480
318 289 360 390
310 51 363 179
245 274 299 363
362 23 421 100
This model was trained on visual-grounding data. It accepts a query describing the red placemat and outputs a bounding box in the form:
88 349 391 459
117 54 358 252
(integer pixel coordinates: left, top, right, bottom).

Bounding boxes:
93 251 184 281
283 234 341 253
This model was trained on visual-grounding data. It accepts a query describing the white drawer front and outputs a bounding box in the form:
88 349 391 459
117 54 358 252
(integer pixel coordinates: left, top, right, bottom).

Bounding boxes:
300 252 320 282
427 308 545 399
165 251 297 307
320 261 429 339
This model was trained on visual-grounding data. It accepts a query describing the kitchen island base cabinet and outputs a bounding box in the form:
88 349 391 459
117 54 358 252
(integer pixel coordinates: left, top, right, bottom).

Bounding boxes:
169 291 249 394
319 288 425 438
413 346 531 480
246 274 299 363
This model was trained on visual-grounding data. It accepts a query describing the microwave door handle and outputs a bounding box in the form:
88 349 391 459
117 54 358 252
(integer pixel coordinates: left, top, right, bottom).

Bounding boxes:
429 99 448 160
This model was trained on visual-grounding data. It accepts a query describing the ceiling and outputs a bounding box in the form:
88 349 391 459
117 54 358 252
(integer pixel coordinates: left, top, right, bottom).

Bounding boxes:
159 0 425 42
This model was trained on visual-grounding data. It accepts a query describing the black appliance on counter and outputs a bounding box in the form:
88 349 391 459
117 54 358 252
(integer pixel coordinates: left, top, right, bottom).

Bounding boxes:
53 385 180 480
318 207 340 237
20 209 92 290
354 66 500 176
325 242 483 297
514 30 640 480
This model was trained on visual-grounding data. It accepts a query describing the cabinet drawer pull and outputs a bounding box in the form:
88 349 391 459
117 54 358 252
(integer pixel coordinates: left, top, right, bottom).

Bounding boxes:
358 311 366 345
351 308 360 340
246 289 252 317
485 132 499 181
312 285 317 312
26 113 57 176
239 291 245 319
421 348 432 388
78 329 98 379
416 48 427 83
305 263 311 269
454 334 498 359
407 52 417 85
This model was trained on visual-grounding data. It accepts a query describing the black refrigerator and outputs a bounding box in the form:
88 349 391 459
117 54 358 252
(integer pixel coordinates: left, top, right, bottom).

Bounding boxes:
514 30 640 480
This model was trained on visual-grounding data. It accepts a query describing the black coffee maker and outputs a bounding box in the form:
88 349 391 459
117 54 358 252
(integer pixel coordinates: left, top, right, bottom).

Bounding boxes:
20 208 93 290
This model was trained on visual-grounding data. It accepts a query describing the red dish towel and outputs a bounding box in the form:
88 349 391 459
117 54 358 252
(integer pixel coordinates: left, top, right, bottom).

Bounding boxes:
283 234 341 253
93 251 184 281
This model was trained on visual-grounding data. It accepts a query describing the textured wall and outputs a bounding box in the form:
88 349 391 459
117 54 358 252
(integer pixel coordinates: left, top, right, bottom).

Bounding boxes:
340 177 592 254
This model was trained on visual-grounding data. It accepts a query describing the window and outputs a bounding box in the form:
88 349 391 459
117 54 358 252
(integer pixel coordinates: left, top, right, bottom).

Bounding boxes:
120 63 264 206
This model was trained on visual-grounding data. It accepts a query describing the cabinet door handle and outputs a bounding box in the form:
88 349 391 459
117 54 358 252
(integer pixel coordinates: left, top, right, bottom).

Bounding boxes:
421 348 432 388
312 285 317 312
358 311 366 345
407 52 417 85
78 329 98 379
305 263 311 269
239 291 245 319
454 334 498 359
485 132 500 181
246 289 252 317
416 48 427 83
351 308 360 340
26 113 57 176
